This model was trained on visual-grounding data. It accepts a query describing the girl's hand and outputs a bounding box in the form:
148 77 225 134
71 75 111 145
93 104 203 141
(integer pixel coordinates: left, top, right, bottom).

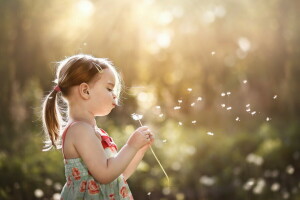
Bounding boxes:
126 126 153 150
139 131 155 153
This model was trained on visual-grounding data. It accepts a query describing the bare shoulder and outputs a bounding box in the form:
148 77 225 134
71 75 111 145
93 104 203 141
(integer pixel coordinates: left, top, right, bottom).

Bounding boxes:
67 121 95 139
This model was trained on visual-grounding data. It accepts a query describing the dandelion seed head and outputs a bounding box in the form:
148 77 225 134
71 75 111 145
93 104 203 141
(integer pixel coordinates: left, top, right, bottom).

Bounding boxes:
273 95 278 99
178 100 183 104
243 80 248 84
221 93 226 97
226 92 231 96
236 117 240 121
192 120 197 124
227 107 232 110
197 97 203 101
246 108 251 112
221 104 226 108
246 104 250 107
187 88 192 92
251 111 256 116
178 122 183 126
191 102 195 107
131 113 143 121
266 117 271 121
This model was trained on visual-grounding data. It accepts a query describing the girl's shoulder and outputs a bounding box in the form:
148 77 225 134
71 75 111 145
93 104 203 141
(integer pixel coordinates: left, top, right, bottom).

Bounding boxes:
63 121 96 141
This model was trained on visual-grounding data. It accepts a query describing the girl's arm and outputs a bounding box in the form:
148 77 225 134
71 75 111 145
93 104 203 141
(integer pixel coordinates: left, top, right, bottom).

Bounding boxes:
122 135 154 180
122 145 148 180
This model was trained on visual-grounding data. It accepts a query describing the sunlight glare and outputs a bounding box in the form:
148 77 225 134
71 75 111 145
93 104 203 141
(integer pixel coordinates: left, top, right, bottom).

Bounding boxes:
76 0 95 18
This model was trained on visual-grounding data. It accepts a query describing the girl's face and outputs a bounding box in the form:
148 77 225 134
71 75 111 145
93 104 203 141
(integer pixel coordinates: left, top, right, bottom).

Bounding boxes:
88 68 117 116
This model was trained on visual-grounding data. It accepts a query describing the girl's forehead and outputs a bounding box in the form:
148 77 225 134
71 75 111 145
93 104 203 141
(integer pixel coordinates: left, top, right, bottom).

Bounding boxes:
98 68 116 83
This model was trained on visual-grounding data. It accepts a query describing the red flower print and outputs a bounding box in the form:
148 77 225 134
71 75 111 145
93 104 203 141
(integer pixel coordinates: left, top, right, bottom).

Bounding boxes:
120 186 128 198
88 180 100 195
80 181 87 192
72 167 81 180
67 176 72 187
109 193 115 200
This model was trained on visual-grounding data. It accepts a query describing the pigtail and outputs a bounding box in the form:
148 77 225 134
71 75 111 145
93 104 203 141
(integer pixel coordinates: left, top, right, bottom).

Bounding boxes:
42 88 62 151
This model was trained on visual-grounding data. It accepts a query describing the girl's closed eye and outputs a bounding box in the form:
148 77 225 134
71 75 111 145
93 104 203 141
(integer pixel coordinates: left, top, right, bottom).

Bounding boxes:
107 88 113 92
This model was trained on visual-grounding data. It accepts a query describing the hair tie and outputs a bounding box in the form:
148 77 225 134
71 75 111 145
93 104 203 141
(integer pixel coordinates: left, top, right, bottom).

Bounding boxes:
54 85 61 92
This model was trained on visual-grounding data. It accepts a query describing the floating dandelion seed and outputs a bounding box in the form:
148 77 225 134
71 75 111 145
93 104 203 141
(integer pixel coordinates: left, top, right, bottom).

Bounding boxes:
246 104 250 107
174 106 181 110
131 113 170 186
243 80 248 84
226 92 231 96
246 108 251 112
178 100 183 104
191 102 195 107
251 111 256 116
178 122 183 126
187 88 192 92
207 132 214 136
162 139 167 143
159 114 164 118
273 95 278 99
236 117 240 121
156 106 161 109
221 93 226 97
266 117 271 121
192 120 197 124
221 104 226 108
211 51 215 55
197 97 203 101
147 192 151 196
227 107 232 110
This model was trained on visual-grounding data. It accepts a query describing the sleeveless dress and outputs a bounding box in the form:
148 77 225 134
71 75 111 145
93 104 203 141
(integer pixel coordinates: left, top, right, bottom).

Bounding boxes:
60 122 134 200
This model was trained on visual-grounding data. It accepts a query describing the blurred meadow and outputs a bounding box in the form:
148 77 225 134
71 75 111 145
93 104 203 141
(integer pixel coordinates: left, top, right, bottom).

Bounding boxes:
0 0 300 199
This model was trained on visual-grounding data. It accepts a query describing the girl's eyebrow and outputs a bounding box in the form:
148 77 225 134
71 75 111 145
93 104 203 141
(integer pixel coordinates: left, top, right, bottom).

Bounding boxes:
107 82 115 87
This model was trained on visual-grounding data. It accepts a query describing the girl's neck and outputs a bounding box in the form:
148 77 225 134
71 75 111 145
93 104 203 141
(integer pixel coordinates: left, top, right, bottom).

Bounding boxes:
68 108 96 127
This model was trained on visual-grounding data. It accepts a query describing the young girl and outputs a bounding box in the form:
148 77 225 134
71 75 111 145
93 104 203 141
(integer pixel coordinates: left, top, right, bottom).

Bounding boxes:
41 54 154 199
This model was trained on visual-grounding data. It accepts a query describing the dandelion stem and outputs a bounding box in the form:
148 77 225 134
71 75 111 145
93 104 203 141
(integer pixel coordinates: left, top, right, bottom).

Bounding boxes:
138 119 170 187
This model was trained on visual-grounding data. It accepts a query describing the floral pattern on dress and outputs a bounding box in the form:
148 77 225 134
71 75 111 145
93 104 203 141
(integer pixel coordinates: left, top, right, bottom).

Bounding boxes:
72 167 81 180
88 180 100 195
120 186 128 198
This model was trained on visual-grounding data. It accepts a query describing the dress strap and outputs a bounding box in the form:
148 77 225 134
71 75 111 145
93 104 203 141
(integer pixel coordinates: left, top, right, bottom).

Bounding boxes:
61 121 79 159
95 128 118 151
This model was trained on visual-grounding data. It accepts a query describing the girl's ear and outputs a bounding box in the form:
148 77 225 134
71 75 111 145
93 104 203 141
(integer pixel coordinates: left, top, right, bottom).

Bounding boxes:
78 82 90 100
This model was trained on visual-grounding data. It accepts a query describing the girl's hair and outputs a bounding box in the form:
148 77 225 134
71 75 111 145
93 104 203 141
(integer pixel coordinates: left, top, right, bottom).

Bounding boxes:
41 54 122 151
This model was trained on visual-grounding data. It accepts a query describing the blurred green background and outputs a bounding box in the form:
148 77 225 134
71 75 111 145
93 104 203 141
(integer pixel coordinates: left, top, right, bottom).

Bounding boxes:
0 0 299 199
